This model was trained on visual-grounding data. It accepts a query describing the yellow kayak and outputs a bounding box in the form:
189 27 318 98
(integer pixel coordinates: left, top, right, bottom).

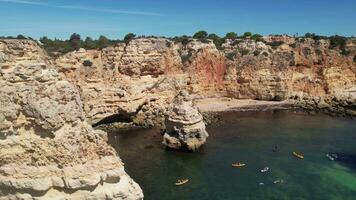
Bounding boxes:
293 152 304 159
175 179 189 186
232 163 246 167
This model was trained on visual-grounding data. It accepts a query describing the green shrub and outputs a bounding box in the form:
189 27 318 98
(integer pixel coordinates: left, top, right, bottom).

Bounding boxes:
172 35 190 45
200 38 211 43
193 31 208 39
329 35 347 49
225 32 238 40
304 32 315 38
83 60 93 67
16 34 27 39
304 33 328 40
208 33 220 41
251 34 263 41
83 37 96 49
39 34 117 56
225 52 236 61
340 49 350 56
243 32 252 38
267 41 284 49
208 33 224 50
124 33 136 44
97 35 110 49
329 35 349 56
69 33 82 51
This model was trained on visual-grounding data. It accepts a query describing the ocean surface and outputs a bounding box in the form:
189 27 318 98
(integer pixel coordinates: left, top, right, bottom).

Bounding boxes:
108 111 356 200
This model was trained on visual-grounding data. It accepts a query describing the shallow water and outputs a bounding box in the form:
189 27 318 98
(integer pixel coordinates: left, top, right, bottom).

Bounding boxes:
109 111 356 200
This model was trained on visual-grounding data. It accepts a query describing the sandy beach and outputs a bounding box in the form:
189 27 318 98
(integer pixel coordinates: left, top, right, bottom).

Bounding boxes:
195 97 295 112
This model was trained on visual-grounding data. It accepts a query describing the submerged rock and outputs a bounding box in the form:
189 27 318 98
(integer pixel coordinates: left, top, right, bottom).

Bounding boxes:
162 90 209 151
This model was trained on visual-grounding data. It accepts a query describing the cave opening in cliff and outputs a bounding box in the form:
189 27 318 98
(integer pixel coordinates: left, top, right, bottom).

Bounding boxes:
92 113 133 127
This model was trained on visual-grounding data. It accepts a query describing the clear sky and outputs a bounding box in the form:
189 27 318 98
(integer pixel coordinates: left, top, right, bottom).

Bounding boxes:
0 0 355 40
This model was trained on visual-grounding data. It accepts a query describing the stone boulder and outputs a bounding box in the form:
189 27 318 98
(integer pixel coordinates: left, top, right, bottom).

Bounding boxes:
162 90 208 151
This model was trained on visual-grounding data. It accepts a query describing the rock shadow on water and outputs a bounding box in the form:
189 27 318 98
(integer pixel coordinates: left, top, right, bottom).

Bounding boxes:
164 144 208 154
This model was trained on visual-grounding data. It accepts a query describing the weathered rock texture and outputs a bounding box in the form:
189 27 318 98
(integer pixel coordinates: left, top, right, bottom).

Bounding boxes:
0 35 355 198
162 90 209 151
0 40 143 200
52 36 355 123
0 39 51 69
222 37 356 115
53 38 234 128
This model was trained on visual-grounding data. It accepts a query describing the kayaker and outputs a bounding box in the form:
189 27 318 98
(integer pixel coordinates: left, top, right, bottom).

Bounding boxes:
272 144 280 152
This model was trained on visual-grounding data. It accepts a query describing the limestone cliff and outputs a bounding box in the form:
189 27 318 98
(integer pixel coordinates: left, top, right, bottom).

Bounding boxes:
0 35 355 198
222 36 355 114
0 40 143 200
50 36 356 130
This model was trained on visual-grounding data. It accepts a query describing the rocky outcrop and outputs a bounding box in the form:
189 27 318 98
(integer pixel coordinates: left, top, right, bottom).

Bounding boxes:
103 38 182 76
0 39 50 70
54 39 192 127
292 88 356 116
223 38 356 110
162 90 209 151
51 36 355 126
0 41 143 199
0 35 355 198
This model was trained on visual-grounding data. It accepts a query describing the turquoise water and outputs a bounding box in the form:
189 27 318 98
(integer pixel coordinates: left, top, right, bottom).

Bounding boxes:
109 111 356 200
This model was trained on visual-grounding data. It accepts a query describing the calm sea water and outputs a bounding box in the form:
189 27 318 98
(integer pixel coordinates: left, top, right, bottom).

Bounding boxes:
108 111 356 200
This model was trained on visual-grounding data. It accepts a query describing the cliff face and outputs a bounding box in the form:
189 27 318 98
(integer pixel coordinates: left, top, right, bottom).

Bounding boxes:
0 40 143 200
53 38 232 127
222 37 355 115
0 36 355 198
223 38 355 99
54 36 355 121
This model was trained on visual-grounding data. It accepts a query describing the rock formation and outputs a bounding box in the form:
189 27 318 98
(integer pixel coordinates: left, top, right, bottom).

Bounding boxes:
0 35 355 197
51 36 355 122
162 90 209 151
54 39 186 127
223 38 350 99
0 40 143 199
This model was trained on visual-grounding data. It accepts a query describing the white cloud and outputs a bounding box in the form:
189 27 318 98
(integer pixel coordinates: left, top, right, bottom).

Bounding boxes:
0 0 165 16
57 5 165 16
0 0 46 5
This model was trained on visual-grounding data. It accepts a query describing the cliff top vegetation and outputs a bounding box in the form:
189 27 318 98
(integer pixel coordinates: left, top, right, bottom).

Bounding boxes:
1 31 353 57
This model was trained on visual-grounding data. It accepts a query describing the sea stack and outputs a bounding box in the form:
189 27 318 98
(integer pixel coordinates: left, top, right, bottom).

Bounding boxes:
163 90 209 151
